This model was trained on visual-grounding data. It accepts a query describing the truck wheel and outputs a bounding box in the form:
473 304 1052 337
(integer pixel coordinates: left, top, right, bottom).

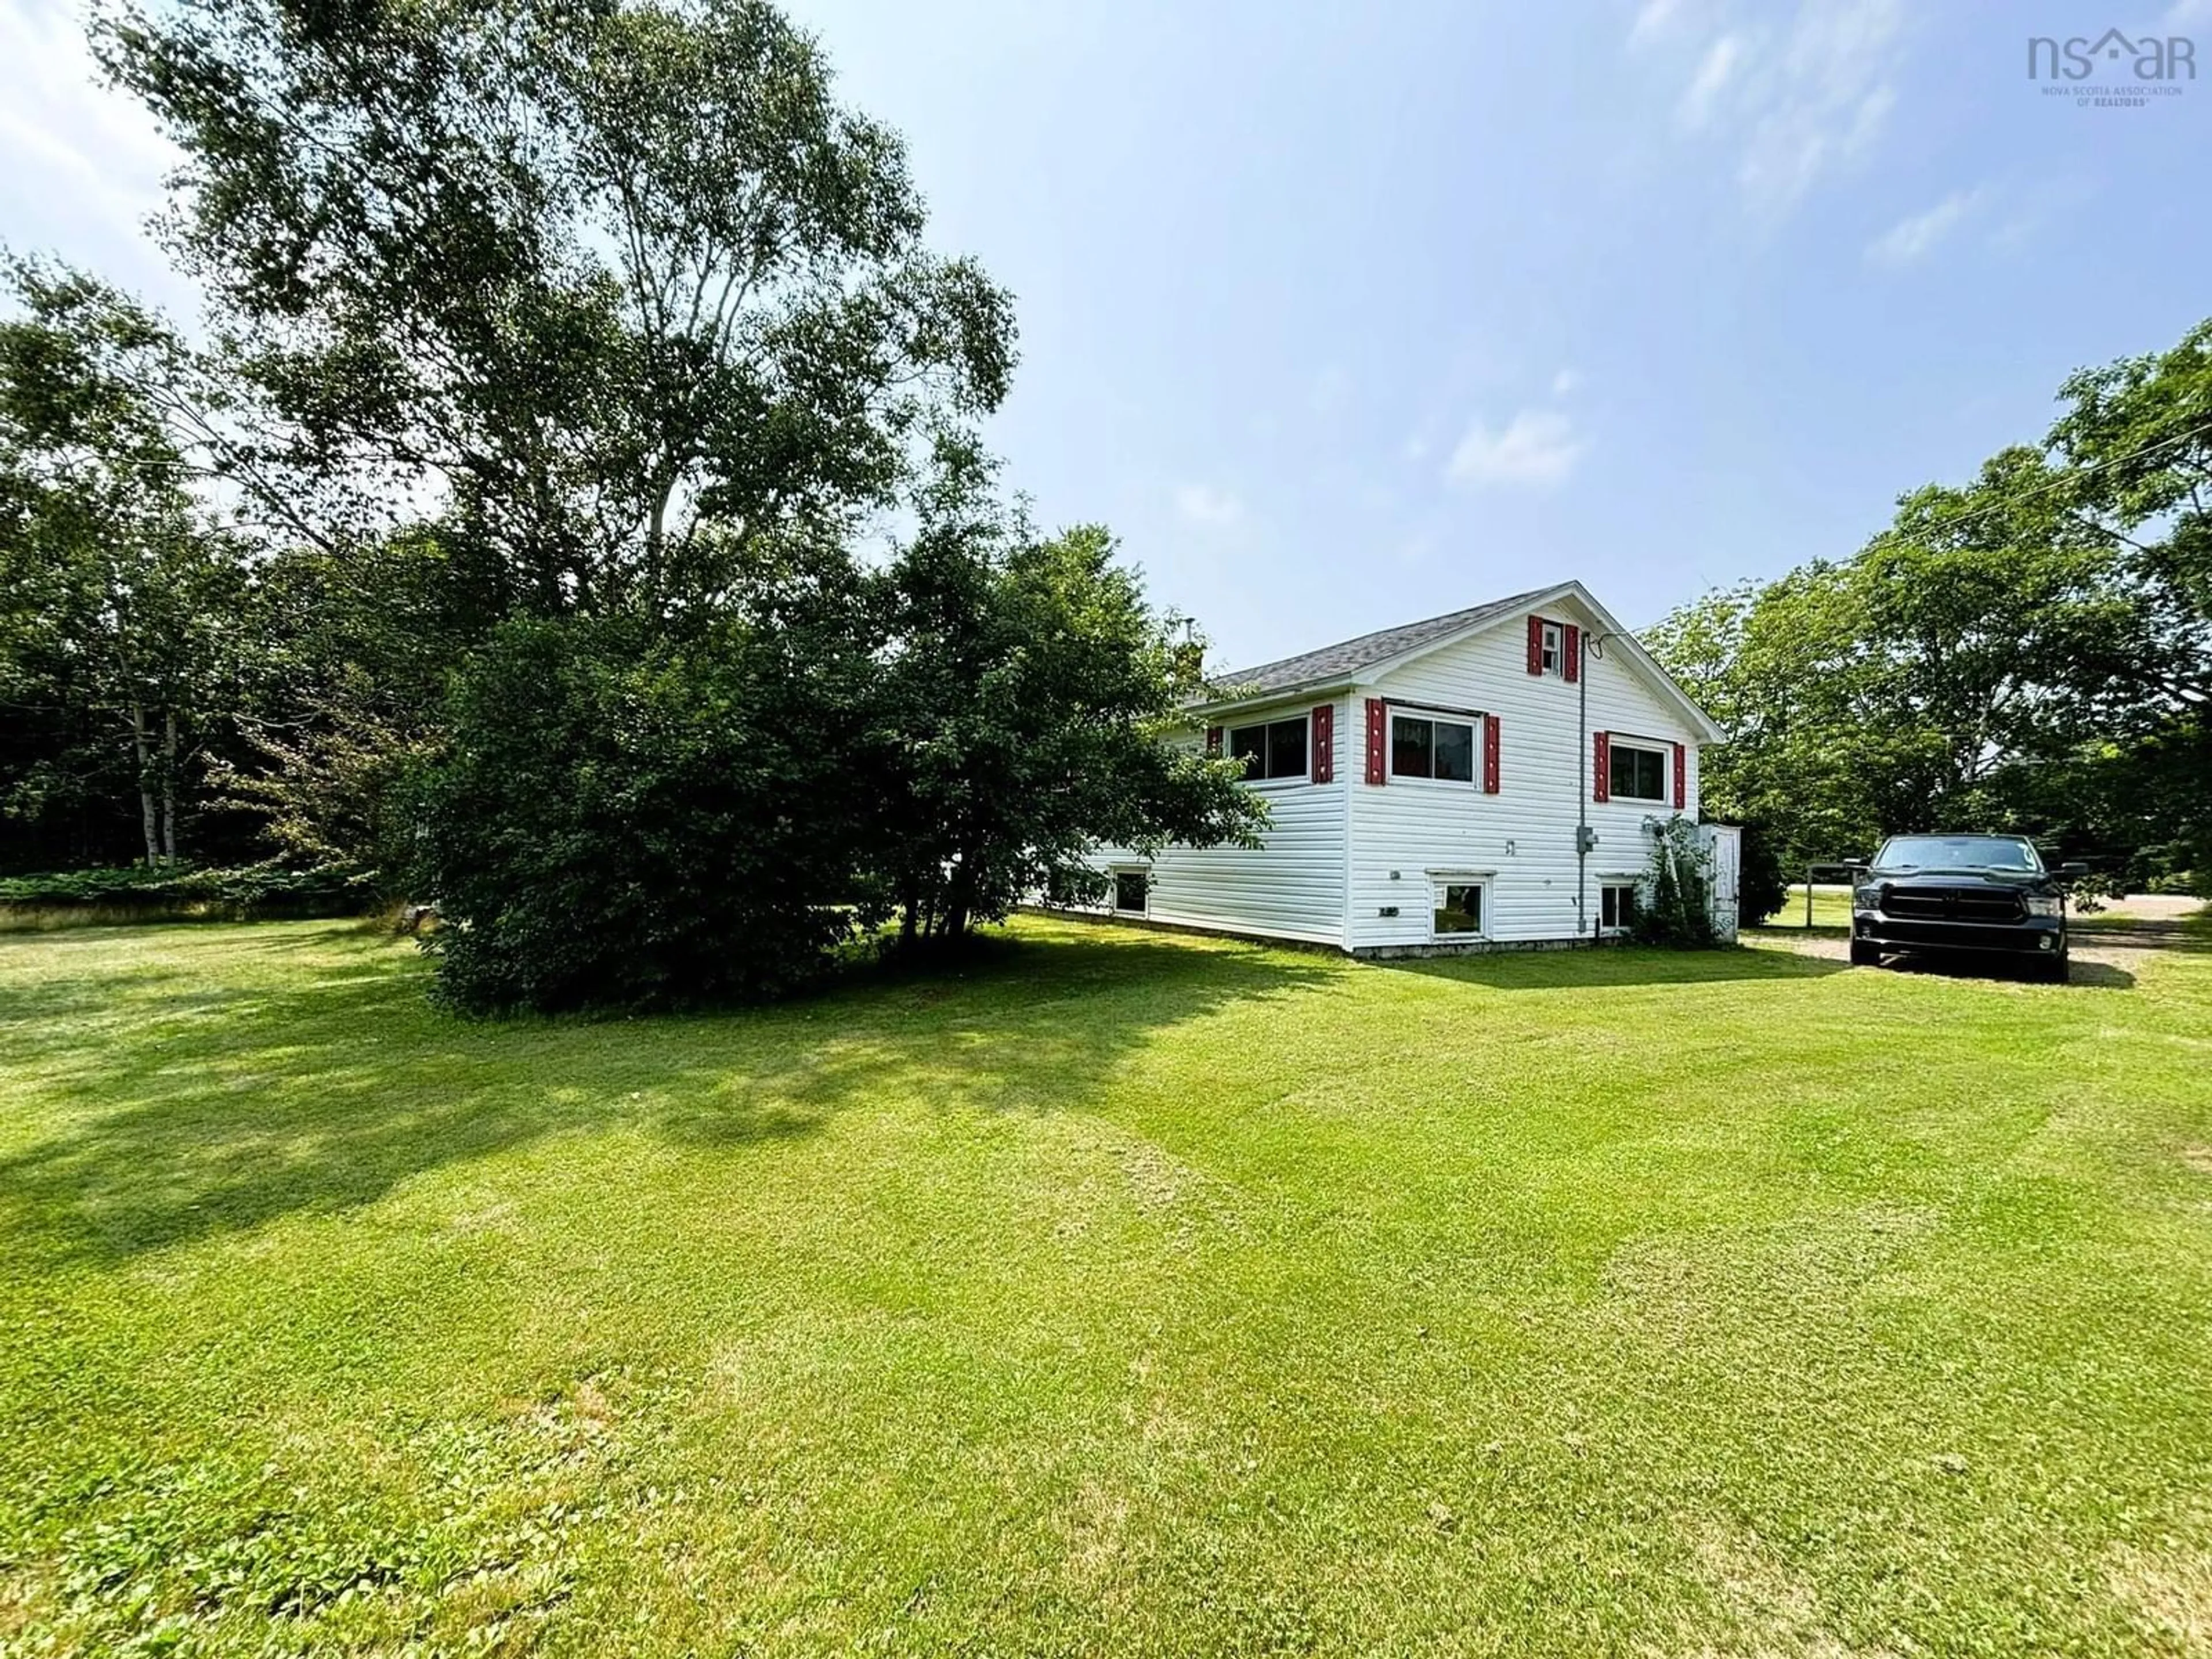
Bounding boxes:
1849 941 1881 967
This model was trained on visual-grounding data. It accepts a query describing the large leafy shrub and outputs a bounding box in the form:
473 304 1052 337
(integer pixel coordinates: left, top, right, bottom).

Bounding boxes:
406 604 885 1014
1736 817 1791 925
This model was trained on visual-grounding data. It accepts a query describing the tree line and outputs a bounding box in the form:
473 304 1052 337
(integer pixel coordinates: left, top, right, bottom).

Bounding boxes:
1644 321 2212 918
9 0 2202 987
0 0 1262 1009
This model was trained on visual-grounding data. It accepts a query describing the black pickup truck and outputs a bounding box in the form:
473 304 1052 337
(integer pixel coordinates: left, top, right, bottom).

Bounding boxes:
1849 834 2085 982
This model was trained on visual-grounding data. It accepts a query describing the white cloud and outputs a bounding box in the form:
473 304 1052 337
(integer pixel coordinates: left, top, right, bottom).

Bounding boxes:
1551 367 1582 397
1445 410 1584 490
1628 0 1687 47
1653 0 1908 215
1865 188 1982 268
1735 0 1906 213
1677 32 1746 128
1986 174 2093 253
1173 483 1245 527
2165 0 2212 26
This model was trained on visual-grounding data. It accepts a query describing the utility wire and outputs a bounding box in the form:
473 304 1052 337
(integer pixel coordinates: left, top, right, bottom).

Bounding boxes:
1893 413 2211 540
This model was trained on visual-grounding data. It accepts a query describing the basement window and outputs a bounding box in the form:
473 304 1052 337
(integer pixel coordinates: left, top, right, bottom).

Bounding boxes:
1433 881 1486 937
1113 870 1149 914
1600 882 1637 933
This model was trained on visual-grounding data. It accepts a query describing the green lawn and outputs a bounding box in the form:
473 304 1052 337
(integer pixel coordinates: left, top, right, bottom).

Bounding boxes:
3 919 2211 1656
1759 882 1855 931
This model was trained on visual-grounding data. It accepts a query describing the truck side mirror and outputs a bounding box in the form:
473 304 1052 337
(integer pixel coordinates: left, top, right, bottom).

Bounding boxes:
2058 862 2089 880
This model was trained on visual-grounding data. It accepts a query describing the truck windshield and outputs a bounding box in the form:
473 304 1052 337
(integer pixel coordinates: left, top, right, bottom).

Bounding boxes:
1873 835 2043 874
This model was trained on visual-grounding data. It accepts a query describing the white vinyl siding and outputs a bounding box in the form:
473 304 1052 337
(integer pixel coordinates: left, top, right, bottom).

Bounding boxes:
1081 697 1350 947
1067 589 1710 953
1346 596 1701 950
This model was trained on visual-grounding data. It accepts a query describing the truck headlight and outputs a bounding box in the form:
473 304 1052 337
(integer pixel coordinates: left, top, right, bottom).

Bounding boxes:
1854 887 1880 911
2024 895 2062 918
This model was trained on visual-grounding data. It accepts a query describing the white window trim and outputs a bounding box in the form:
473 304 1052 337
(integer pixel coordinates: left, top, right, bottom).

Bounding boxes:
1539 619 1564 677
1597 878 1641 934
1428 869 1495 942
1228 713 1310 786
1109 865 1150 915
1607 738 1671 804
1389 710 1484 786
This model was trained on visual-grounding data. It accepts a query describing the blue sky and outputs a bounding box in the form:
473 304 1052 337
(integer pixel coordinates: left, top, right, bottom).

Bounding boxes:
4 0 2208 668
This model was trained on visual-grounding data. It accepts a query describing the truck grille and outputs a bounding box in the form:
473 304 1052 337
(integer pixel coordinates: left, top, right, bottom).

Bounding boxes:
1881 885 2026 923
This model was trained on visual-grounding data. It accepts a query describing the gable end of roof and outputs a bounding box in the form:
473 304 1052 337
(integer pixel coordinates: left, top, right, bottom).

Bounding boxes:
1209 586 1549 698
1198 579 1725 741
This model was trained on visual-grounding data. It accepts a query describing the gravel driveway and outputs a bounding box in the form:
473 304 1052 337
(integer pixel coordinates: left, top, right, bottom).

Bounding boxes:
1756 895 2205 988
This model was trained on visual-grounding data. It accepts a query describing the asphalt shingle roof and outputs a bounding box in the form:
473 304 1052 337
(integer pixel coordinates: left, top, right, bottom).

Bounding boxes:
1213 585 1552 697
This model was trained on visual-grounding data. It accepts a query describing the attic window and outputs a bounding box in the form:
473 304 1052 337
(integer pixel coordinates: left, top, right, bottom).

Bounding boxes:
1539 620 1564 676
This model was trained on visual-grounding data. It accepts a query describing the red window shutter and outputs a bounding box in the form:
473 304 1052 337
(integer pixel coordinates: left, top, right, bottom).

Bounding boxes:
1205 725 1222 757
1593 731 1611 802
1673 742 1687 809
1364 697 1387 785
1563 624 1580 683
1310 703 1334 784
1527 615 1544 675
1482 714 1500 794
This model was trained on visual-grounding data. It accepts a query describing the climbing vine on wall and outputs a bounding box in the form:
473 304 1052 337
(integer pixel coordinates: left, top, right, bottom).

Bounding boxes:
1632 815 1718 949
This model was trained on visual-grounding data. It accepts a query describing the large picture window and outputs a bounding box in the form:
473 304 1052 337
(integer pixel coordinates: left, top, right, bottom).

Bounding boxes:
1609 742 1668 802
1391 713 1476 782
1230 716 1308 781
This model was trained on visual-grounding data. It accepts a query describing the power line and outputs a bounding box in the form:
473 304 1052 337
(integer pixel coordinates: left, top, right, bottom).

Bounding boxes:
1895 412 2211 540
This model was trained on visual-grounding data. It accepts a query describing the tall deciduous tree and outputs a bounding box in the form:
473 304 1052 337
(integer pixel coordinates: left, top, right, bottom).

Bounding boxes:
874 437 1265 945
0 260 249 867
94 0 1016 614
1646 317 2209 897
2044 319 2212 884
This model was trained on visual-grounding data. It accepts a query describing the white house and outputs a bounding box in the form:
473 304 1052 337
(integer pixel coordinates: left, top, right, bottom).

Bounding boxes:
1073 581 1737 955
